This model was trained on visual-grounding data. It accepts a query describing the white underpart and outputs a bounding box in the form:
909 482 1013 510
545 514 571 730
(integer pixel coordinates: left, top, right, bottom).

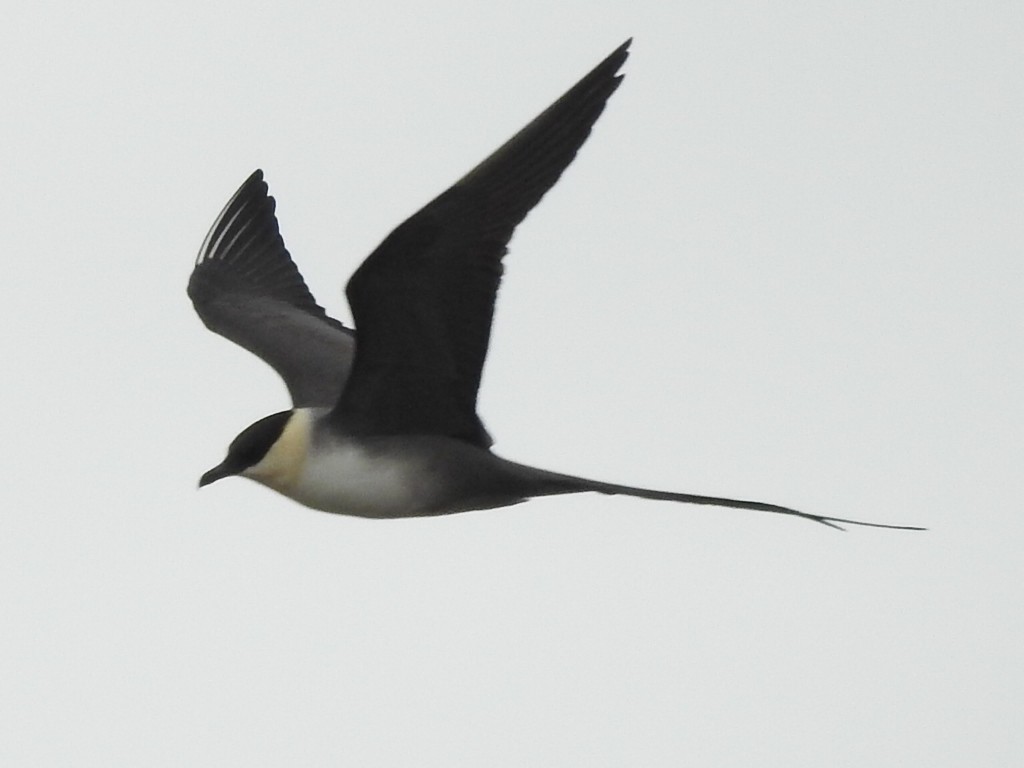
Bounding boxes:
295 442 428 516
242 409 429 517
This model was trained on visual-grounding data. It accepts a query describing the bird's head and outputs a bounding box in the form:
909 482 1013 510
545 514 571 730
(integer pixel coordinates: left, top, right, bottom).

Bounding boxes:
199 410 299 489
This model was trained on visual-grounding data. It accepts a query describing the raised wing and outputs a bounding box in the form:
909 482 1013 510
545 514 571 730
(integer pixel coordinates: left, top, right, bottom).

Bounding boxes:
188 170 355 407
334 40 631 446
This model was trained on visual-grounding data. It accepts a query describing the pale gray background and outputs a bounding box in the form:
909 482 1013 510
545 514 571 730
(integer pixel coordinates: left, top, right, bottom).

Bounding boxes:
3 1 1020 766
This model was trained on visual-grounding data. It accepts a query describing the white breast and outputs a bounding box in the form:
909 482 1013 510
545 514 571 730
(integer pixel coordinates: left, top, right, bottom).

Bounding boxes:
291 441 432 517
241 411 506 517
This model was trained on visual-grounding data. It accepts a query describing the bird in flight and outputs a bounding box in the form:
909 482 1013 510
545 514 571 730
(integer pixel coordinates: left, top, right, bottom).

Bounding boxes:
189 39 921 532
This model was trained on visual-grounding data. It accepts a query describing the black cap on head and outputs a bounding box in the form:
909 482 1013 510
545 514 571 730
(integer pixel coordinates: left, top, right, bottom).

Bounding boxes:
199 410 293 487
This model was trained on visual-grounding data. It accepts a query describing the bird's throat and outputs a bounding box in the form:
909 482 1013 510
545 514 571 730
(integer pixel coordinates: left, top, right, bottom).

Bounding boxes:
243 408 312 493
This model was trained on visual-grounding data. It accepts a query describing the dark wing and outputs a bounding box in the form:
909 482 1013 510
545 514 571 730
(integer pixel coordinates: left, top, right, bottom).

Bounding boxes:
188 170 355 407
333 39 631 447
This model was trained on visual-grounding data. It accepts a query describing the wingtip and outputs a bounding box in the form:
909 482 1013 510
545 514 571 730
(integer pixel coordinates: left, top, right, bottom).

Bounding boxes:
238 169 266 195
247 168 266 190
595 39 631 89
607 38 632 66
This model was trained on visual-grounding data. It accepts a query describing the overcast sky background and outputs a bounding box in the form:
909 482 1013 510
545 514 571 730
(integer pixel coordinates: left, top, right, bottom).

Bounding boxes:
2 2 1020 766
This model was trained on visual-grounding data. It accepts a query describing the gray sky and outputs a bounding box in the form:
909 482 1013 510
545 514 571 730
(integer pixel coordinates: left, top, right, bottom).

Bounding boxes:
3 1 1020 766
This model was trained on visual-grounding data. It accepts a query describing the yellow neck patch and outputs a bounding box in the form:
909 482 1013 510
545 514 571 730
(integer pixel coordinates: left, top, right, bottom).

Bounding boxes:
243 409 312 493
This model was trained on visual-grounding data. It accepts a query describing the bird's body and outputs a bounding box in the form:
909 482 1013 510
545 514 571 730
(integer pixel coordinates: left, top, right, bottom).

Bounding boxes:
213 407 609 518
244 412 519 518
190 40 920 532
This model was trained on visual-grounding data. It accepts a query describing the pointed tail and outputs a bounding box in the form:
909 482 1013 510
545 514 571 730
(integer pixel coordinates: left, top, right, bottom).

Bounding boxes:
506 461 925 531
